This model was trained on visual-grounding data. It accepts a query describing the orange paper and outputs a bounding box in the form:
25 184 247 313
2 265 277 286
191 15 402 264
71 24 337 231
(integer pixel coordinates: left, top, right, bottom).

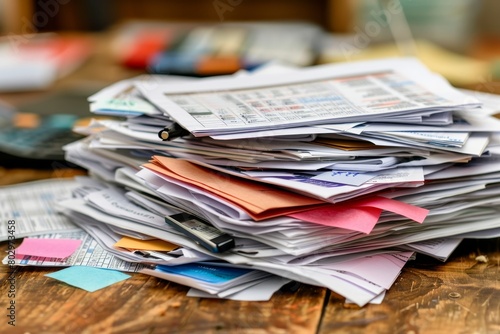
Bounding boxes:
114 236 178 252
144 156 327 220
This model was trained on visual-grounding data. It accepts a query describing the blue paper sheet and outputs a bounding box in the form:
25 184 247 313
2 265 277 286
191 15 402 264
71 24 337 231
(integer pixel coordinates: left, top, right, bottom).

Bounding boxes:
156 263 252 284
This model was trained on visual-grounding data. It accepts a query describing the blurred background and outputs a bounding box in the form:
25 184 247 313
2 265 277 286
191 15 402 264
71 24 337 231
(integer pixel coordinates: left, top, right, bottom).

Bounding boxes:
2 0 497 39
0 0 499 173
1 0 500 87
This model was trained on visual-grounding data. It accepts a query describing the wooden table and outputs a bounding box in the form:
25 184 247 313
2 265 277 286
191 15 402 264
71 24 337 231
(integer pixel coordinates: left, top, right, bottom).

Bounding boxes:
1 32 500 334
0 238 498 333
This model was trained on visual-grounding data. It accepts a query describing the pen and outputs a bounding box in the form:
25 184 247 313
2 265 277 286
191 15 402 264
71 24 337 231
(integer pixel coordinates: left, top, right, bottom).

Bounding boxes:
158 122 190 141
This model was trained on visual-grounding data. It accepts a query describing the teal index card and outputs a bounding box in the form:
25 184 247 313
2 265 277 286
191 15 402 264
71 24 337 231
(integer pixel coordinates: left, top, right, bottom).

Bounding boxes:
45 266 131 292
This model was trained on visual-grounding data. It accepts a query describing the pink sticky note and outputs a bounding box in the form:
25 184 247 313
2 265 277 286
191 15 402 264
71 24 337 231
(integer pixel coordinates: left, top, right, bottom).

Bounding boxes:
289 206 382 234
288 196 429 234
16 238 82 259
355 196 429 223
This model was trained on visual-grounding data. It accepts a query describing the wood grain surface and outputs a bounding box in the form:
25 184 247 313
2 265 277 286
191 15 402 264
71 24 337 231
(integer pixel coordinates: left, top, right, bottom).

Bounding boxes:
0 238 498 333
320 238 500 334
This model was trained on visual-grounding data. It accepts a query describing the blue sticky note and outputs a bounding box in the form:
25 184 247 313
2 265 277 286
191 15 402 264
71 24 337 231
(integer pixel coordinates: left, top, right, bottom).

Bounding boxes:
45 266 131 292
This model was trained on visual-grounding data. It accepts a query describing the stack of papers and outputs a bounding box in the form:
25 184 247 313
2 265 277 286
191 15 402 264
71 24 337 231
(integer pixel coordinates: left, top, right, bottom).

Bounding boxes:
18 57 500 305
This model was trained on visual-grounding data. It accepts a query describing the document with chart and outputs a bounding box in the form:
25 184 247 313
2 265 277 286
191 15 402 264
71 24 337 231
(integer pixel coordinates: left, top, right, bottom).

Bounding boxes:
138 58 480 137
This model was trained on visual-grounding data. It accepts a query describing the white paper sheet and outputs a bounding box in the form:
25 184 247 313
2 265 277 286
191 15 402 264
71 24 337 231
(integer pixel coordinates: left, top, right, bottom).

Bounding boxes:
0 179 80 241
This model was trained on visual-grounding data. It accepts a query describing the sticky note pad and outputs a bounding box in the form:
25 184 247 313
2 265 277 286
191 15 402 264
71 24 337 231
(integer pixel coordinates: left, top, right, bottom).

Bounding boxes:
45 266 131 292
16 238 82 259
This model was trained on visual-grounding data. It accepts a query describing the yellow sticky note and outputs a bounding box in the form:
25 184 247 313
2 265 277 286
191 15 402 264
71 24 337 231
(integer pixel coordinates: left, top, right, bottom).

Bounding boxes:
114 236 178 252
